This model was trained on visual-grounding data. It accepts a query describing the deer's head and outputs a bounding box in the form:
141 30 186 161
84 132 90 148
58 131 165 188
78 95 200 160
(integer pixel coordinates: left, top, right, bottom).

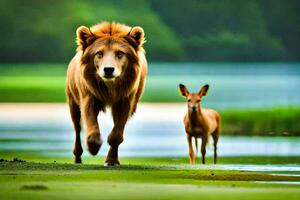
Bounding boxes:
179 84 209 112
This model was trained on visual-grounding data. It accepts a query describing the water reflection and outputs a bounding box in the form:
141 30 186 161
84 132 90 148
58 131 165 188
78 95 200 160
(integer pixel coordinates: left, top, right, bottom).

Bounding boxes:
0 104 299 157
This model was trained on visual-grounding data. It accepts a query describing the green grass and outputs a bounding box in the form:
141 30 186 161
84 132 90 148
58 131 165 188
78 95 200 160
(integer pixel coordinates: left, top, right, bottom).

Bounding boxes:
0 153 300 200
221 108 300 136
0 76 66 102
0 63 66 102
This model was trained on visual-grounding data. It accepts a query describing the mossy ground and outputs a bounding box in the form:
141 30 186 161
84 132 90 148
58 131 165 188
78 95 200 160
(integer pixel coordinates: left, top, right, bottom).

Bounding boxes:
0 152 299 200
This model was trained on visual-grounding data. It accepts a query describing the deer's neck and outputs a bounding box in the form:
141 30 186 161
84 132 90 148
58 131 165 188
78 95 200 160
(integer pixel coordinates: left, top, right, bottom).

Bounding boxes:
188 107 205 126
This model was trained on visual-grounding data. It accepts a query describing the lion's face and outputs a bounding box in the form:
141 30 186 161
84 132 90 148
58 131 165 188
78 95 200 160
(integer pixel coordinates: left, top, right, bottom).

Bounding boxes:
76 22 145 82
93 41 129 81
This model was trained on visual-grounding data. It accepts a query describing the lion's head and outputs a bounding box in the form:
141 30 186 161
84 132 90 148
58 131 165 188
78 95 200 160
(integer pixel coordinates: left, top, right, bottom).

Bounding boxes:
76 22 145 82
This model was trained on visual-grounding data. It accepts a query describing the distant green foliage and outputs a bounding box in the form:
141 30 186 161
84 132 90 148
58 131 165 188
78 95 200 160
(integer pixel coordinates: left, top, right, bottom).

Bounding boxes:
150 0 299 61
0 0 182 62
184 31 254 61
0 0 299 62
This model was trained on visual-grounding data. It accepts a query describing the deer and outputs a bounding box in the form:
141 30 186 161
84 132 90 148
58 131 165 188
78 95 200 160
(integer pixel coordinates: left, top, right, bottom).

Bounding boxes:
179 84 221 164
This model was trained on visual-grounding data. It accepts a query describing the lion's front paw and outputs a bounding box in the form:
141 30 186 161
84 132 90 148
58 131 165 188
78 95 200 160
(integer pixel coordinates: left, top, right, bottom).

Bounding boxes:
86 133 102 155
104 157 120 166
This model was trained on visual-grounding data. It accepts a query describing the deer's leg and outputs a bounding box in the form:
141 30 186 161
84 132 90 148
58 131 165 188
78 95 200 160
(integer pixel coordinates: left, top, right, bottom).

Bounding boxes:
81 96 102 156
187 135 195 164
68 99 83 163
212 129 220 164
194 137 198 157
201 136 208 164
105 97 132 166
212 133 219 164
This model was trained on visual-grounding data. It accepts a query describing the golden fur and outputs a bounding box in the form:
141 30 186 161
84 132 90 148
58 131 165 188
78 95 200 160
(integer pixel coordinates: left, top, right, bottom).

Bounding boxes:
179 84 221 164
66 22 147 165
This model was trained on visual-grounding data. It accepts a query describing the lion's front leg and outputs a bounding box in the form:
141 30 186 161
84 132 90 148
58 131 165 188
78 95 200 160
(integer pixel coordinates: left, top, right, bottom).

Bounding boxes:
105 97 132 166
81 96 103 156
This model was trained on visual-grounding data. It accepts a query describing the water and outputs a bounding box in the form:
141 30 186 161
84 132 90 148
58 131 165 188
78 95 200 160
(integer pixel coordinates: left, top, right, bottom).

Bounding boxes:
0 104 299 157
145 63 300 108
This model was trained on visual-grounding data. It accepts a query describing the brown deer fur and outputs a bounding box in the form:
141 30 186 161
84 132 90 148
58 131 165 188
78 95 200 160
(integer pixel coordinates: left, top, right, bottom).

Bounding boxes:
179 84 221 164
66 22 147 165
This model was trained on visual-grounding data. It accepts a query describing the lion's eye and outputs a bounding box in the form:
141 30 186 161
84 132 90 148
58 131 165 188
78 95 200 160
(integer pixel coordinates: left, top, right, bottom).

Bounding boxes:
187 99 191 102
116 51 125 59
96 51 103 58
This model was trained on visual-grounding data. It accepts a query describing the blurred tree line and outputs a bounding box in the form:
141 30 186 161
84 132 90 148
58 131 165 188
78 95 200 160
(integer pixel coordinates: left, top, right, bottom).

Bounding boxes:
0 0 299 62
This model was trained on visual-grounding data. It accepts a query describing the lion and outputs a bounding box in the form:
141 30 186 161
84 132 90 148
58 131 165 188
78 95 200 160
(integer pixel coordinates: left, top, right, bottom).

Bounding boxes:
66 22 147 165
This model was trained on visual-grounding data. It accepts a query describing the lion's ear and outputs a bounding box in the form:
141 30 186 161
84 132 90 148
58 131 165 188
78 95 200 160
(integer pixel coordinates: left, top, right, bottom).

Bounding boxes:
76 26 95 50
125 26 145 49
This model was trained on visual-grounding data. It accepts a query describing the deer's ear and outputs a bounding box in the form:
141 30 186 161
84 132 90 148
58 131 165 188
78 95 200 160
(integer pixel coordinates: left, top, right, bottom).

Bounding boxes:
199 84 209 96
179 84 189 97
76 26 95 50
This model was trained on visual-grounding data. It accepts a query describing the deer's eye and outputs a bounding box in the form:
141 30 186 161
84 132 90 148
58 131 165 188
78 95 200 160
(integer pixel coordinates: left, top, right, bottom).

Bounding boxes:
96 51 103 58
116 51 125 59
196 100 201 103
187 99 191 102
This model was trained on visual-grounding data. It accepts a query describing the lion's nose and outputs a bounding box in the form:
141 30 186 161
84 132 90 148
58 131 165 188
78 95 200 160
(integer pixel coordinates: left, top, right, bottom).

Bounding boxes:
103 67 115 76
